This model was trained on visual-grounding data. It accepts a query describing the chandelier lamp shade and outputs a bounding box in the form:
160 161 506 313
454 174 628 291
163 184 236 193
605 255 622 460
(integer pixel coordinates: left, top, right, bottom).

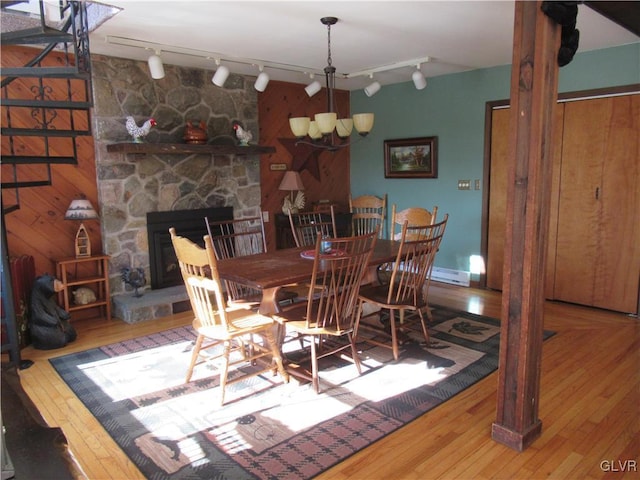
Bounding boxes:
147 50 165 79
65 199 99 258
288 17 375 148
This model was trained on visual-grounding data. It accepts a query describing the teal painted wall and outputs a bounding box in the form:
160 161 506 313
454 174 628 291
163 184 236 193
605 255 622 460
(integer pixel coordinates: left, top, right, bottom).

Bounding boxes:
350 44 639 273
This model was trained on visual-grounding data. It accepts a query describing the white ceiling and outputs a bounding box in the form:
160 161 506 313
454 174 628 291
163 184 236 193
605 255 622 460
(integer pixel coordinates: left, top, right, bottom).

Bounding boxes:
87 1 639 90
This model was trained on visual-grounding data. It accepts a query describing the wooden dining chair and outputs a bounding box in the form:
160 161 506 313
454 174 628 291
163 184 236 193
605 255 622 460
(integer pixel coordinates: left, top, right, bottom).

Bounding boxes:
288 206 337 248
206 216 298 307
169 227 288 405
349 193 387 239
390 204 438 240
355 215 448 361
271 229 378 393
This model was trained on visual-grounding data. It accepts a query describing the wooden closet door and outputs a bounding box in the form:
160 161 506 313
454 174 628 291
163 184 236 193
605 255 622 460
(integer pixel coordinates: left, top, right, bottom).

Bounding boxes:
486 108 510 291
553 95 640 313
486 106 563 295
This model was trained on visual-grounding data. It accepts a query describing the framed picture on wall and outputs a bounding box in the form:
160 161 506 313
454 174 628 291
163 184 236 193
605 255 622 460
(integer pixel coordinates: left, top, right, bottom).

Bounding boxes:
384 136 438 178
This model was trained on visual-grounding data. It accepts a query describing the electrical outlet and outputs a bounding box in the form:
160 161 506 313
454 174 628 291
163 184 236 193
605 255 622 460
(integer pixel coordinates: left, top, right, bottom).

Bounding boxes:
262 211 269 222
475 179 481 190
458 180 471 190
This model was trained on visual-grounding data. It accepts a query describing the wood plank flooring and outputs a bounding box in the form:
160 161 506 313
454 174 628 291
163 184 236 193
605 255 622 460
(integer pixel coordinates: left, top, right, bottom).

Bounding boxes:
5 284 639 479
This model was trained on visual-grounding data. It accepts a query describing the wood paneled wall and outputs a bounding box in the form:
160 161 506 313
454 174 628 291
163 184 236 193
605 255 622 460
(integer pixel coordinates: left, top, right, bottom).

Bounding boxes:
1 46 101 276
258 80 351 250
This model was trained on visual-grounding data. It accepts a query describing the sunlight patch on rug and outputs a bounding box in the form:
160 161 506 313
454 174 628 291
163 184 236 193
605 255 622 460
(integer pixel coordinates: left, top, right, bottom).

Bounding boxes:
73 334 483 456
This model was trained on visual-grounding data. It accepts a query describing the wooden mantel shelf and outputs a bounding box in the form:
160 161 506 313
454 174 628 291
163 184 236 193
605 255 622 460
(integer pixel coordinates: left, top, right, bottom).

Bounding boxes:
106 142 275 155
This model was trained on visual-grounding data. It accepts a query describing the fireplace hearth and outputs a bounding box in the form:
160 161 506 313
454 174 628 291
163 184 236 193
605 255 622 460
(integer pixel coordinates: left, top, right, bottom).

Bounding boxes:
147 207 233 289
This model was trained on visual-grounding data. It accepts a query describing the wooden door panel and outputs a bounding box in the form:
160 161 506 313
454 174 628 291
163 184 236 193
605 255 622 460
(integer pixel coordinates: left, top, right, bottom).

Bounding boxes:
486 106 563 295
554 95 639 313
486 108 510 290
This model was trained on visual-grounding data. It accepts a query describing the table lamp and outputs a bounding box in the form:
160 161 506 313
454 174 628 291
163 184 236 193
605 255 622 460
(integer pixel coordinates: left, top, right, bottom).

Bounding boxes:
65 199 99 258
279 171 305 214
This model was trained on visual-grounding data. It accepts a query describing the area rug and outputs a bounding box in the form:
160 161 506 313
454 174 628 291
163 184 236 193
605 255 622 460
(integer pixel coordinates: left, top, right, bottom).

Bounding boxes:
50 305 554 480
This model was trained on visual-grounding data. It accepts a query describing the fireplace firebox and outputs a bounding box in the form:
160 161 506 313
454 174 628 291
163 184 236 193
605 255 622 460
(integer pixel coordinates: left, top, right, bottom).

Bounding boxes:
147 207 233 289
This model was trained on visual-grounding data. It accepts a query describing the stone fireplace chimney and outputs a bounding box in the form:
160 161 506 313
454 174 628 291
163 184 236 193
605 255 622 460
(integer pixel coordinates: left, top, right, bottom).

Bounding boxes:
90 54 262 296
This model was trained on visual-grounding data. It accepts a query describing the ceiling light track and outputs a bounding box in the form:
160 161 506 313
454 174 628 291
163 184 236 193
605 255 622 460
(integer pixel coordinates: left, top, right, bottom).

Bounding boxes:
105 34 437 85
346 56 432 79
105 35 325 77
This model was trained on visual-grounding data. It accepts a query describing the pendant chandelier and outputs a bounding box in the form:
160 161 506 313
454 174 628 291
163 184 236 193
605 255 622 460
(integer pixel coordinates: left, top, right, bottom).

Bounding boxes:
289 17 374 149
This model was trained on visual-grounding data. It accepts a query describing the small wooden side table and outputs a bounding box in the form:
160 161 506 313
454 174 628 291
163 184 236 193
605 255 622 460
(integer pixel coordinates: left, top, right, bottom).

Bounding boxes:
55 254 111 321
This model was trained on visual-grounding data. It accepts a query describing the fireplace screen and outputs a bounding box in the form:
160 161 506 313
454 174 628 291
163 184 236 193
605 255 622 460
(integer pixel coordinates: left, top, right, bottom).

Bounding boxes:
147 207 233 289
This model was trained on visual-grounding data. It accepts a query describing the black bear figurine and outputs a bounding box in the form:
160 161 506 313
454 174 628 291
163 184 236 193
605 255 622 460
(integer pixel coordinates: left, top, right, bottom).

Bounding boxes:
29 274 77 350
541 1 580 67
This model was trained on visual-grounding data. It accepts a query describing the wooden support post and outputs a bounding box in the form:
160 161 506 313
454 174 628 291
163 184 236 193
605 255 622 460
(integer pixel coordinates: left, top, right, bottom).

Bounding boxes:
491 1 561 451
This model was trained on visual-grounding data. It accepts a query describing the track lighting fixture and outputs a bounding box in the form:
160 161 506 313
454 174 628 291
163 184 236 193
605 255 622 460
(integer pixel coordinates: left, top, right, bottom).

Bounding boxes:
147 50 165 80
412 63 427 90
109 36 435 101
305 73 322 97
254 66 270 92
364 77 381 97
212 59 229 87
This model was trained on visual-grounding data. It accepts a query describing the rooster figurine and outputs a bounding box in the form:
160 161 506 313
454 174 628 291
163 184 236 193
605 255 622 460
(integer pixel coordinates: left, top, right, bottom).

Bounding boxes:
126 116 157 143
233 123 253 146
121 267 146 297
282 190 305 215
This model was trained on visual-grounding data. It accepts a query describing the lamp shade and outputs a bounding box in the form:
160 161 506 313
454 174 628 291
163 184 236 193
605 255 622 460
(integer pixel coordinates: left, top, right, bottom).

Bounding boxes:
336 118 353 138
315 112 337 135
353 113 375 136
147 54 165 80
289 117 310 138
65 199 98 220
278 171 305 192
308 121 322 139
212 65 230 87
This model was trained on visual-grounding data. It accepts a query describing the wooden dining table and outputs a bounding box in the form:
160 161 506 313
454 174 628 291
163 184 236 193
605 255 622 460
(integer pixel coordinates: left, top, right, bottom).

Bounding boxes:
216 239 401 314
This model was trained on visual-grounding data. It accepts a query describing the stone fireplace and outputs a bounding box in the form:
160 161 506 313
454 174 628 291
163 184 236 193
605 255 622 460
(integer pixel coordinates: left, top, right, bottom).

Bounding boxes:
90 54 263 301
147 206 233 289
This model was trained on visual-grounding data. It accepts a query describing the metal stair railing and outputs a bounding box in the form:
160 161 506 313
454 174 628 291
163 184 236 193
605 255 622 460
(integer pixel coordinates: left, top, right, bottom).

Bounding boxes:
1 1 95 368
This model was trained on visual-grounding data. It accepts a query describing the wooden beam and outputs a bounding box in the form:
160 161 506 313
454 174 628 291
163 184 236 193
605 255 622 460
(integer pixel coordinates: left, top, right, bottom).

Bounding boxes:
491 1 561 451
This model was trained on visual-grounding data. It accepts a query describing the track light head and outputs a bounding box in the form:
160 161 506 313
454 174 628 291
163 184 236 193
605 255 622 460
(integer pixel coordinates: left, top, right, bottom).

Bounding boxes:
212 59 229 87
147 51 165 80
364 80 381 97
305 79 321 97
254 67 270 92
412 64 427 90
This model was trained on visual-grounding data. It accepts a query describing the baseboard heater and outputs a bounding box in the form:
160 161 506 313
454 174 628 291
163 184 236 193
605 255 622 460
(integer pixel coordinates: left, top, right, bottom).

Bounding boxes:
430 267 471 287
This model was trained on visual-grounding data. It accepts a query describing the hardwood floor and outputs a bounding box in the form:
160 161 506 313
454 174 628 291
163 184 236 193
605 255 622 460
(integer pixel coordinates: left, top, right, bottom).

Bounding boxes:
5 284 639 479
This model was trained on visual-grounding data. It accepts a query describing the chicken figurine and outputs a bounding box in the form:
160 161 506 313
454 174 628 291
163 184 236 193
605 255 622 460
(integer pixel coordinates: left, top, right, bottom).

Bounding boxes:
282 190 305 215
126 116 157 143
121 267 146 297
233 123 253 146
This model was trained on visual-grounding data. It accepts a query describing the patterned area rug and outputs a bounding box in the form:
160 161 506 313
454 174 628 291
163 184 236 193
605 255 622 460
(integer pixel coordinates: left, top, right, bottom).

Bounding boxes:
50 305 553 480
